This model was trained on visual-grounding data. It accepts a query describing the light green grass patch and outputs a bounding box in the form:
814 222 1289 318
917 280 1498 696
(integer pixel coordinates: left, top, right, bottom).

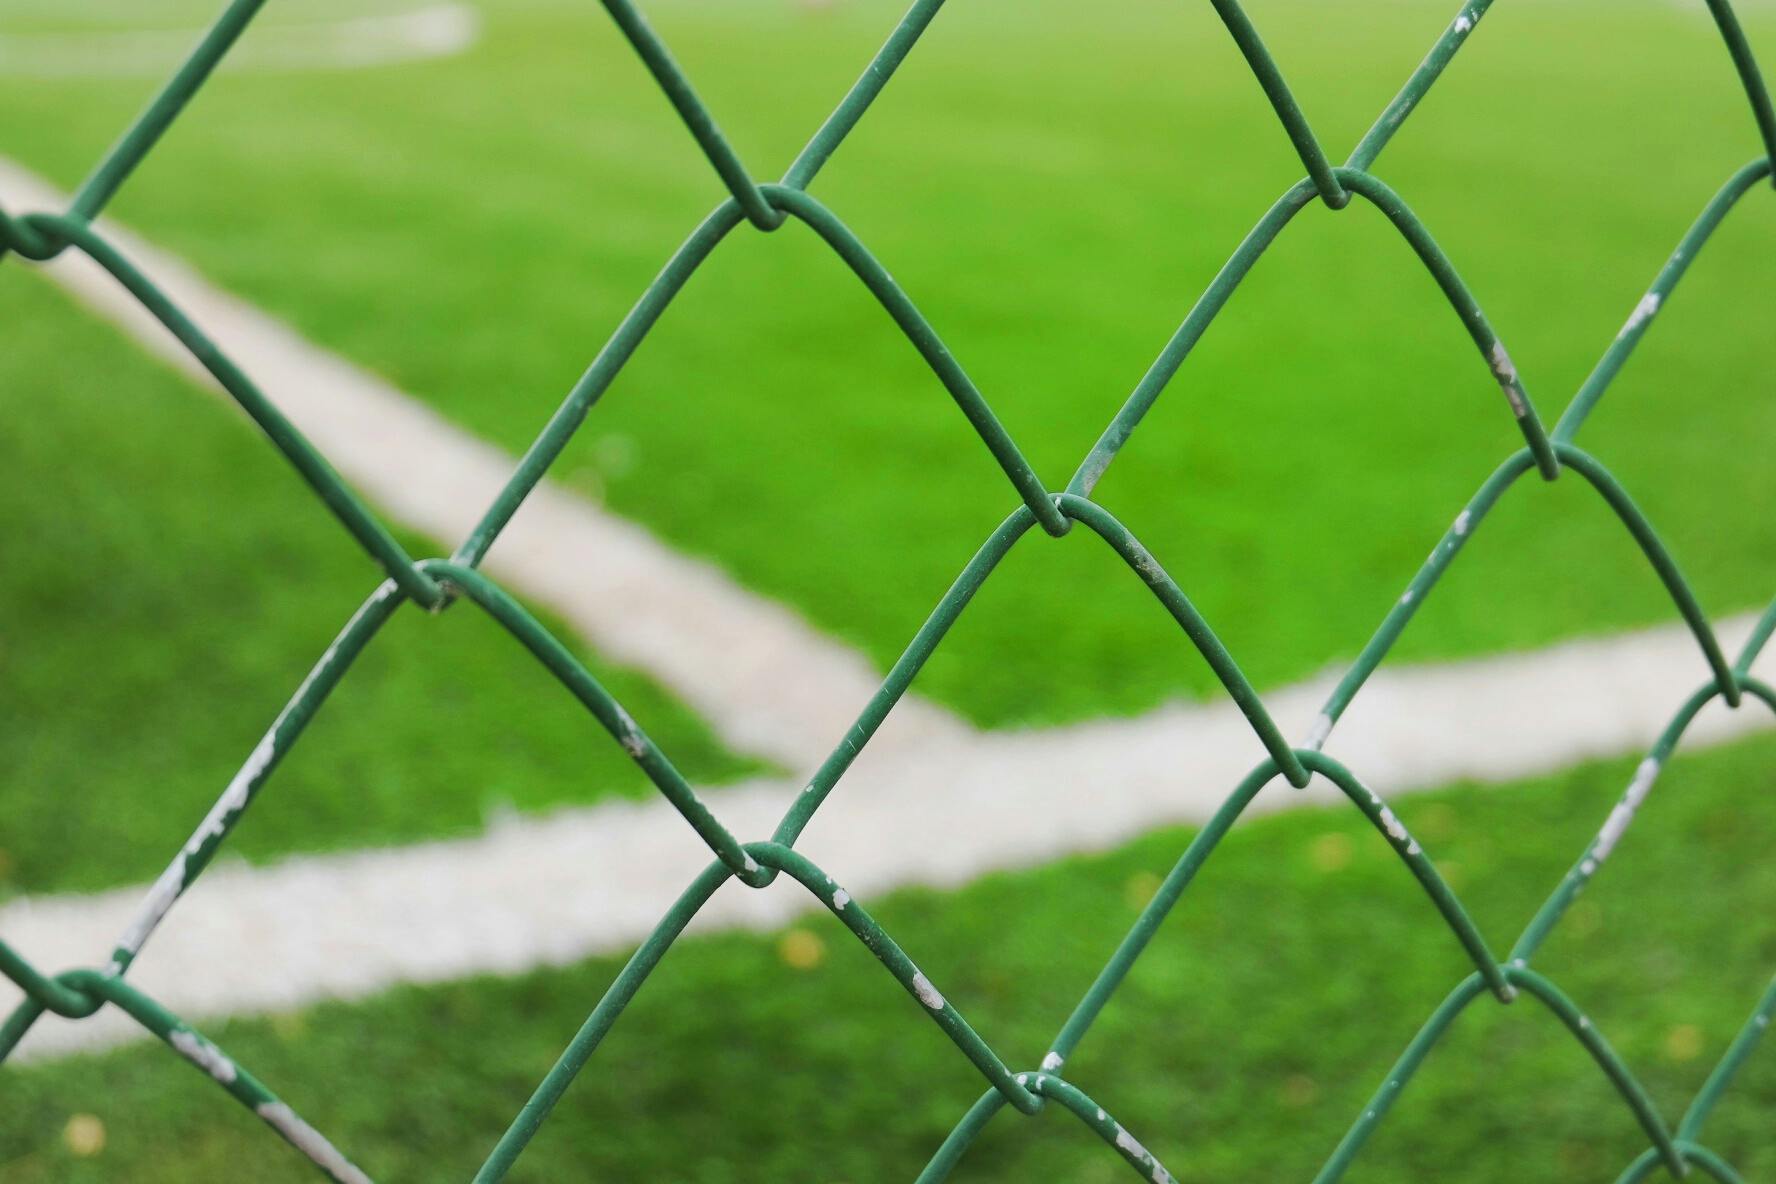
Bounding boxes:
1 0 1772 728
0 271 759 898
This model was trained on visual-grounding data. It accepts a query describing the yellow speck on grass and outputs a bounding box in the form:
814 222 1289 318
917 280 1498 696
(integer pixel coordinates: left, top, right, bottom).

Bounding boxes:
778 928 826 970
64 1113 106 1158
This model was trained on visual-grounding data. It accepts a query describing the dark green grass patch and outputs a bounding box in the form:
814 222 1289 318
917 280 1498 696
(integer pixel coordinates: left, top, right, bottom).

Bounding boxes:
0 272 758 898
5 726 1776 1182
2 0 1772 728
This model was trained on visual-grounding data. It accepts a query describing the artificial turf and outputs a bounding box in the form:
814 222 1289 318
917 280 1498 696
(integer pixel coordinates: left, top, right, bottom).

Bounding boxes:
4 726 1775 1182
3 3 1775 1178
0 271 758 898
1 0 1771 729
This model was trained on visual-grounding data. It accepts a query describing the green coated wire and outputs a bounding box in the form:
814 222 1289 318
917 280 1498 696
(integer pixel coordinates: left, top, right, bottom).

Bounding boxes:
1 0 1774 1181
21 216 446 609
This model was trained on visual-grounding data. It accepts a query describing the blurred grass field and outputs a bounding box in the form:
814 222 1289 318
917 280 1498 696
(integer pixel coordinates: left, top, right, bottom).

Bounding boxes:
6 737 1776 1181
3 0 1774 730
0 276 757 898
2 0 1775 1179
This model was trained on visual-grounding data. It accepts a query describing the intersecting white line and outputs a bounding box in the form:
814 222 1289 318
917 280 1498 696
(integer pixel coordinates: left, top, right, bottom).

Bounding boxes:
2 156 1771 1062
6 615 1771 1061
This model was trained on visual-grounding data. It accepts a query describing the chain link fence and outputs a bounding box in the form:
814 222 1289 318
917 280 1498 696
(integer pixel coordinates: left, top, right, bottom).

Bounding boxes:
3 0 1776 1179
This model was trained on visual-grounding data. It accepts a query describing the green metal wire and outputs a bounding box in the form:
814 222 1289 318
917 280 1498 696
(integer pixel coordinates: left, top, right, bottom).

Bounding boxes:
1 0 1773 1181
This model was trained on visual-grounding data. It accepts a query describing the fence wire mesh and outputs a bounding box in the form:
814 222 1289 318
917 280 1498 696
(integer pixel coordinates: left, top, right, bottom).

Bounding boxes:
3 0 1776 1179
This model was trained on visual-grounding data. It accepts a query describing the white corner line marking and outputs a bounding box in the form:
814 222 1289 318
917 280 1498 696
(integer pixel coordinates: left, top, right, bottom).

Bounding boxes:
4 612 1769 1061
0 155 966 773
2 156 1771 1063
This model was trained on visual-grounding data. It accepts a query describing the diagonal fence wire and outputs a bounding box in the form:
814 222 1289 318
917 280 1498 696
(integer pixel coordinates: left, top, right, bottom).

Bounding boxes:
1 0 1775 1179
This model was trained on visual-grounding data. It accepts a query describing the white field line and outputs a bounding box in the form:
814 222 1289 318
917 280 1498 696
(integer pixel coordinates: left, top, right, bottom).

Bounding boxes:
2 157 1773 1061
0 157 965 773
0 4 482 79
5 614 1772 1061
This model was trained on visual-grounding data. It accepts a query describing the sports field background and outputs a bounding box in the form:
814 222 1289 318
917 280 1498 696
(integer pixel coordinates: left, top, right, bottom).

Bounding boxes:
2 0 1775 1179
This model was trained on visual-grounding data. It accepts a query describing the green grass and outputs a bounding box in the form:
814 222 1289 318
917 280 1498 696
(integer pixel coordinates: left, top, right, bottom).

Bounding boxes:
0 270 758 898
2 0 1773 729
6 729 1776 1182
3 4 1776 1180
